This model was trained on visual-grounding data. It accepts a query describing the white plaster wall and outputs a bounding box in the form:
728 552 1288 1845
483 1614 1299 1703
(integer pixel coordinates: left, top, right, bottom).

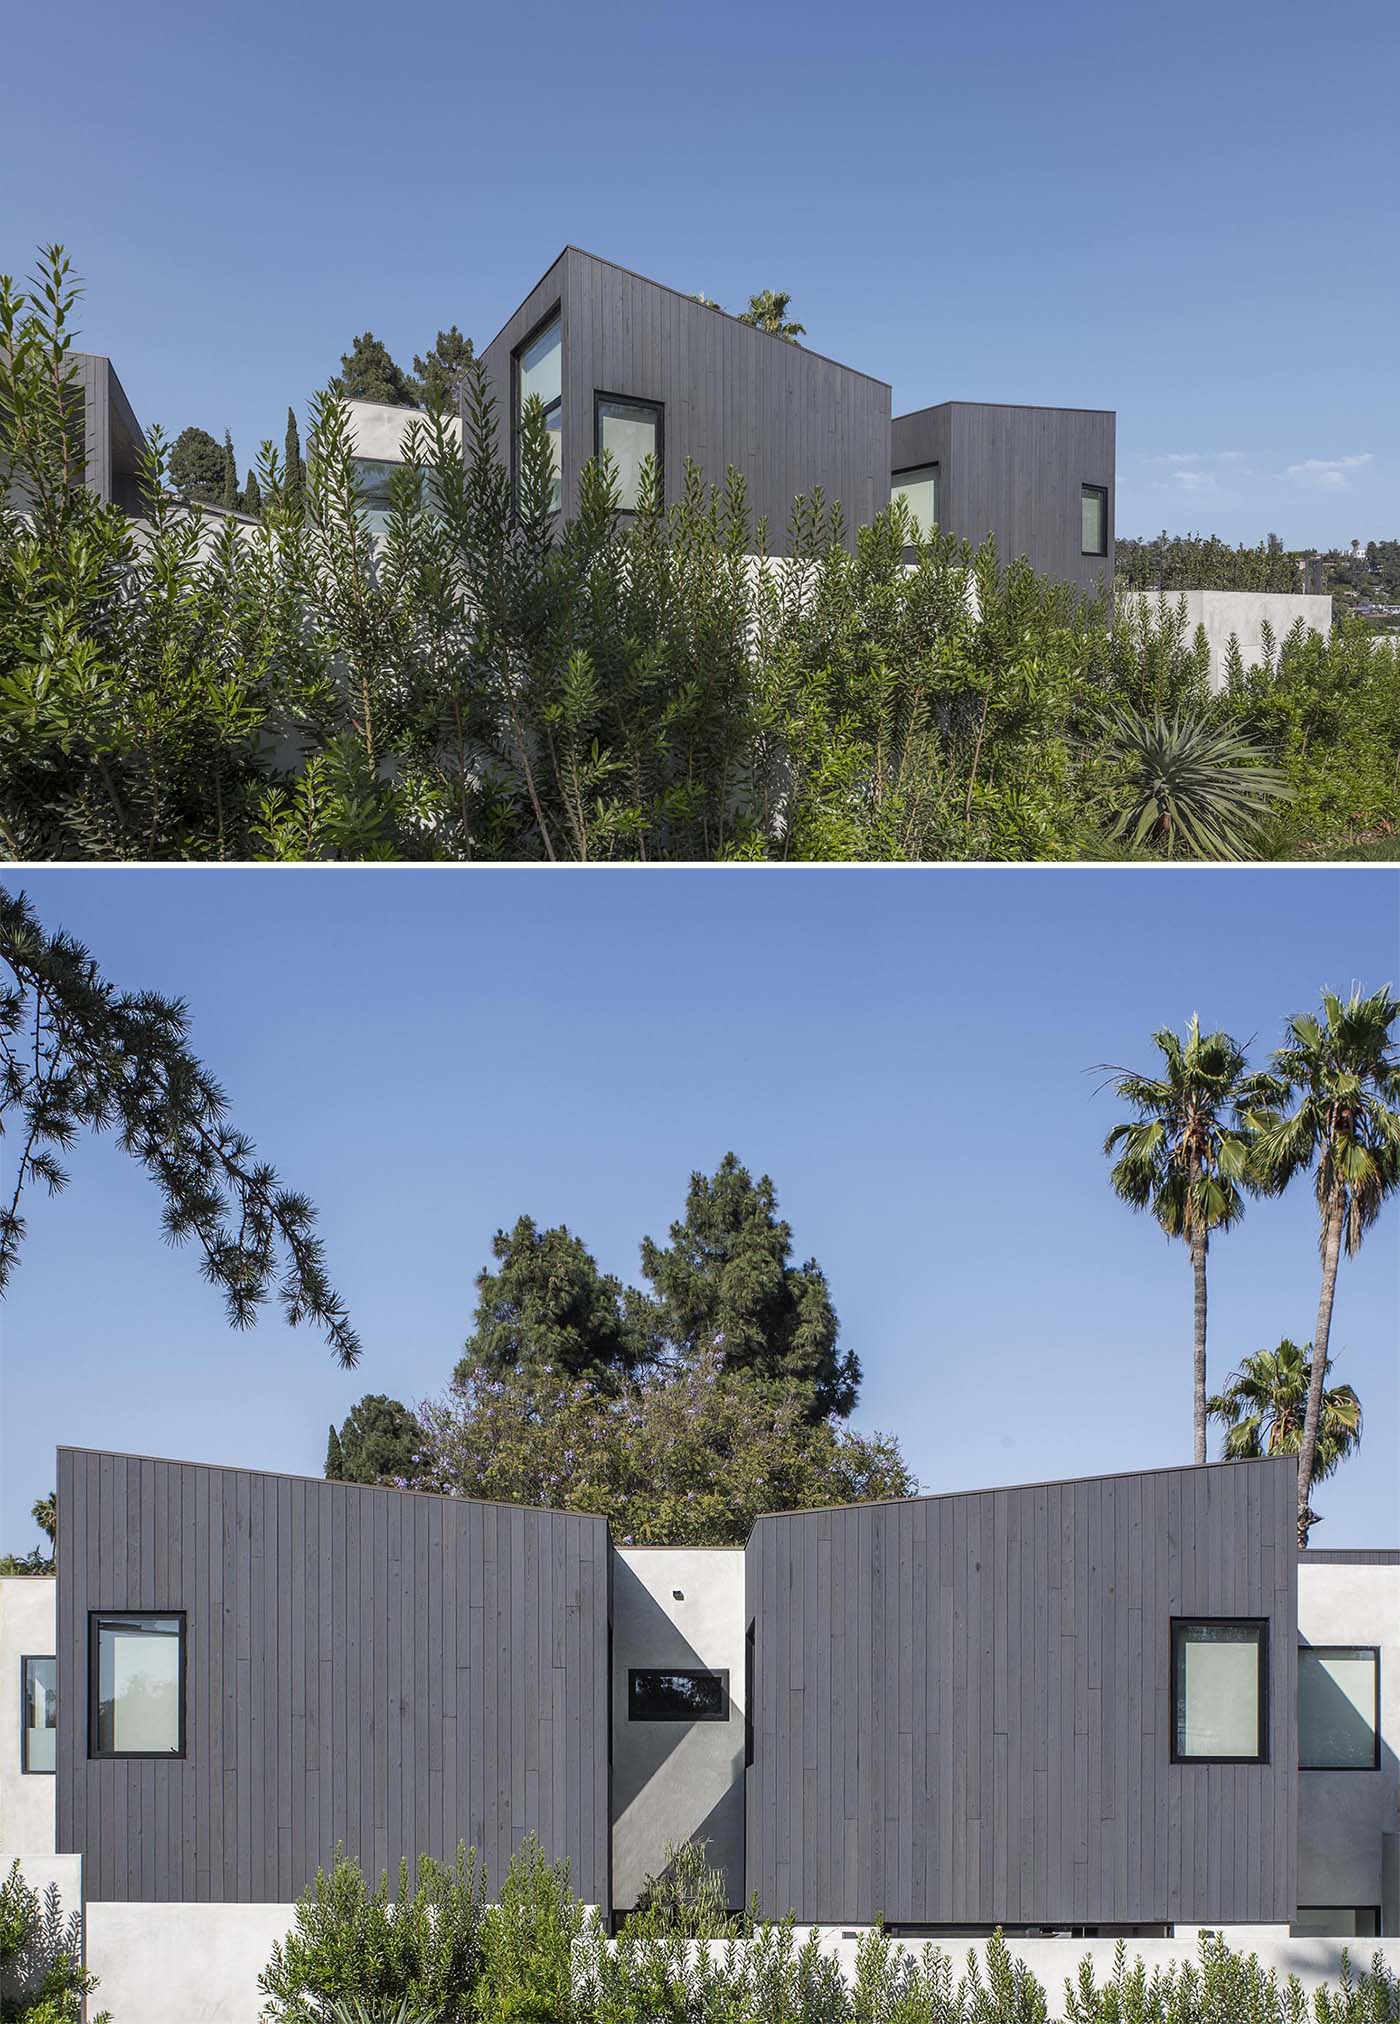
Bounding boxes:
0 1577 56 1853
345 399 461 461
1297 1562 1400 1928
85 1901 295 2023
611 1547 747 1910
1119 588 1332 691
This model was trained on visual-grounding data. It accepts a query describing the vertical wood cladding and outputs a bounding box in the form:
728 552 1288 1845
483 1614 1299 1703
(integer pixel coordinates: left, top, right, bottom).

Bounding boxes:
892 401 1116 597
480 247 892 554
55 1449 611 1908
746 1459 1298 1927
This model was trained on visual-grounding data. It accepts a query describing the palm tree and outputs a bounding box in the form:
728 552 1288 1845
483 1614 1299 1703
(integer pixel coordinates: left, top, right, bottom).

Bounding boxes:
1103 706 1290 860
738 290 806 343
1207 1339 1361 1540
1248 987 1400 1544
1100 1016 1259 1461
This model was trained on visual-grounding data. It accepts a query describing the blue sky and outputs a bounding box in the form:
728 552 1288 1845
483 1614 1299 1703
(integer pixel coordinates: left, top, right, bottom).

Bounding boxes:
3 0 1396 548
2 868 1397 1556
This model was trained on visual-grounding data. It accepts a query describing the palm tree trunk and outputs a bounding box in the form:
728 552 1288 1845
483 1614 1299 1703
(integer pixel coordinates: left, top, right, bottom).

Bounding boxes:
1191 1232 1208 1465
1297 1202 1344 1545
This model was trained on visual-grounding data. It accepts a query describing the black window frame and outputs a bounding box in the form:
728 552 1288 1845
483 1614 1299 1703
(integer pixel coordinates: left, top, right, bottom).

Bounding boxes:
593 391 664 515
87 1610 187 1761
512 304 563 515
1298 1644 1381 1771
1170 1616 1269 1765
891 462 940 545
20 1654 56 1776
744 1620 756 1767
1080 482 1109 557
628 1666 729 1723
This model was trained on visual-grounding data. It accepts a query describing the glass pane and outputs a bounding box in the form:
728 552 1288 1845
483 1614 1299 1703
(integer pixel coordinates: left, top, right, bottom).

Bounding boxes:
96 1615 181 1754
546 403 562 513
598 400 658 512
1081 485 1105 555
892 465 939 540
629 1668 726 1720
352 457 397 536
23 1657 56 1772
1176 1624 1261 1758
518 315 561 411
1299 1648 1376 1767
1295 1907 1379 1937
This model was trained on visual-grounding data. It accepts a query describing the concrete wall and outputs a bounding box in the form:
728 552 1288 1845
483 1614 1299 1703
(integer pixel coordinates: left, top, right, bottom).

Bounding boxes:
1297 1556 1400 1932
84 1899 294 2024
0 1578 57 1853
1119 588 1333 691
345 399 461 460
611 1547 747 1911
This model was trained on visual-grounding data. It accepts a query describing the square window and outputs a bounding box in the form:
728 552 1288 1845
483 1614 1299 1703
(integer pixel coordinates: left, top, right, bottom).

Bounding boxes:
1172 1619 1267 1762
595 396 662 513
1081 483 1108 557
89 1613 185 1758
628 1667 728 1721
892 464 939 541
1299 1647 1379 1769
21 1656 56 1774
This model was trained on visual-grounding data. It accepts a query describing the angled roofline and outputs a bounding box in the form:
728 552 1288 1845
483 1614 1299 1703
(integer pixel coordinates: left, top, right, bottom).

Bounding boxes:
894 398 1116 421
484 244 892 391
55 1442 608 1528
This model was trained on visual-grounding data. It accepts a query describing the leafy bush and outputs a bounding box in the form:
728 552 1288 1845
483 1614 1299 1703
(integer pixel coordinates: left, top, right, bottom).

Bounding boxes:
628 1839 739 1940
471 1836 584 2024
258 1845 484 2021
0 1860 109 2024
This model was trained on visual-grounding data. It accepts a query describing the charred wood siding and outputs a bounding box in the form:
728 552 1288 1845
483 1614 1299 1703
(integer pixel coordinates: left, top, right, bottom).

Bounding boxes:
893 401 1116 597
55 1448 612 1907
745 1458 1297 1927
480 247 892 554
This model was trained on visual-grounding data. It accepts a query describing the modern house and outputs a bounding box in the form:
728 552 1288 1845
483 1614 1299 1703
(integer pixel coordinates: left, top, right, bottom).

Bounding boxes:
1 351 145 515
2 1446 1397 2024
478 247 1117 584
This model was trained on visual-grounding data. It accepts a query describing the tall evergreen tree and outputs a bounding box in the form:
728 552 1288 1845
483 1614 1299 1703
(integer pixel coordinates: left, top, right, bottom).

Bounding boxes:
412 326 474 410
455 1214 639 1386
337 332 417 407
168 424 225 503
325 1424 345 1480
638 1153 860 1420
284 405 305 505
221 431 238 512
241 467 262 517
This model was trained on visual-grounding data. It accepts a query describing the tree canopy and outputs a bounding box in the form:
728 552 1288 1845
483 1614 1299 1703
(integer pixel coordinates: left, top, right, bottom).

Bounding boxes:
416 1348 913 1546
168 424 224 502
639 1153 860 1418
456 1214 640 1386
413 327 474 409
337 331 417 407
326 1394 426 1484
738 290 805 343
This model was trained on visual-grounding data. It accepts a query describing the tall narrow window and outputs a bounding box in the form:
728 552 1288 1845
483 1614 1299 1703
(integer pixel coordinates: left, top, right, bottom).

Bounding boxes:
1299 1647 1379 1769
744 1621 756 1767
89 1612 185 1758
21 1656 56 1774
516 311 562 512
891 464 939 541
595 395 662 513
1172 1619 1267 1762
1081 482 1108 556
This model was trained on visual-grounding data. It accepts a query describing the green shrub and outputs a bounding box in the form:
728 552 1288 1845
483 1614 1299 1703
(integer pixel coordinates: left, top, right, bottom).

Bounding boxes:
258 1845 484 2022
471 1835 585 2024
0 1860 109 2024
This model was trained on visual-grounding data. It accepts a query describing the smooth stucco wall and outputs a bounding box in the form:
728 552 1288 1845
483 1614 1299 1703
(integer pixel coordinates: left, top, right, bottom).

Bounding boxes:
611 1547 747 1910
345 399 461 461
1297 1561 1400 1929
0 1578 56 1853
1119 588 1332 691
85 1900 295 2023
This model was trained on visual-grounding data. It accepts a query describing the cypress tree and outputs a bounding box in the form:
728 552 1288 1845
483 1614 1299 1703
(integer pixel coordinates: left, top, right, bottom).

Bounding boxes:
284 406 305 504
241 468 262 518
325 1424 345 1479
221 432 238 512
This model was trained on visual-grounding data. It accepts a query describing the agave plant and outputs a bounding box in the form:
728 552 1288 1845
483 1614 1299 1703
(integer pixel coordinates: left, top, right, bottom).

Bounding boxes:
1102 705 1290 859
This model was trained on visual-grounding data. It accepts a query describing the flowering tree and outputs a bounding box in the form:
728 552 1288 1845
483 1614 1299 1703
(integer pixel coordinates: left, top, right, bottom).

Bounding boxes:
414 1348 916 1546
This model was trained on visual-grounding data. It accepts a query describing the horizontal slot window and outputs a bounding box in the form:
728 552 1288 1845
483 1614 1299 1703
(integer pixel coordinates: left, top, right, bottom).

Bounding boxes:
628 1666 728 1721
